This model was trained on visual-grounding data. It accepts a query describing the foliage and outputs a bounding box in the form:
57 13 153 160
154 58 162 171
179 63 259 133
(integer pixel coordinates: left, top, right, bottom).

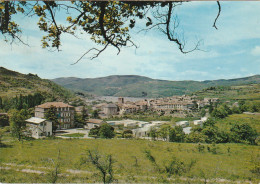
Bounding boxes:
230 123 258 145
248 153 260 178
46 150 61 183
89 124 115 139
99 124 115 139
45 105 59 133
0 138 260 183
92 110 100 119
60 133 85 138
0 93 44 112
89 126 101 138
158 124 171 141
122 129 133 138
0 114 9 127
87 149 115 184
0 67 75 104
148 127 158 141
8 109 30 141
53 75 260 98
144 149 196 177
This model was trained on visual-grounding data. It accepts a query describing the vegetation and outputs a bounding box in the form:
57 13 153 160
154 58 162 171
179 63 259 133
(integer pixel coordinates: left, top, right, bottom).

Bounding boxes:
193 84 260 102
87 150 115 184
89 124 115 139
0 67 75 103
0 136 259 183
8 109 30 141
60 133 85 138
53 75 260 97
44 106 59 133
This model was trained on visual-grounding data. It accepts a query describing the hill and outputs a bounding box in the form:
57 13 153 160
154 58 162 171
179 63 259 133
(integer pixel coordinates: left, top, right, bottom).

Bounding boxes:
192 84 260 102
0 67 75 101
52 74 260 97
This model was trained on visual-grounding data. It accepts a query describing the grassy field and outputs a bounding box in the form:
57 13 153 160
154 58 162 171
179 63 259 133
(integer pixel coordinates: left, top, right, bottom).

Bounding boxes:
60 133 85 138
216 113 260 133
193 84 260 102
0 134 259 183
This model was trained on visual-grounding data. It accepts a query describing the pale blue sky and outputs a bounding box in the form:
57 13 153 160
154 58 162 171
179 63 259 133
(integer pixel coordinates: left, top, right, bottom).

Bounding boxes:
1 1 260 81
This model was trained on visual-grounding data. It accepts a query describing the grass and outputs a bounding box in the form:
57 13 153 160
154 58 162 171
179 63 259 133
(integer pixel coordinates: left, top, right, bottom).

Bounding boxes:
193 84 260 102
0 134 259 183
216 113 260 133
60 133 85 138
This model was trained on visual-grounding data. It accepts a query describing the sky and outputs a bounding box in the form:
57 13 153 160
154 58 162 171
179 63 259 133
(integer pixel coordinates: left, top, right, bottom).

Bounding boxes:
1 1 260 81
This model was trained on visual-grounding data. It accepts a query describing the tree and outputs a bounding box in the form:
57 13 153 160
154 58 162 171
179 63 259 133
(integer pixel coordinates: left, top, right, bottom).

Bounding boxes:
99 123 115 139
148 127 158 141
87 149 115 184
0 114 9 127
46 150 61 183
0 1 221 62
45 105 59 133
200 108 206 117
158 124 171 141
230 123 257 144
174 126 185 142
89 126 101 138
122 129 133 138
82 106 88 120
92 110 100 119
9 109 29 141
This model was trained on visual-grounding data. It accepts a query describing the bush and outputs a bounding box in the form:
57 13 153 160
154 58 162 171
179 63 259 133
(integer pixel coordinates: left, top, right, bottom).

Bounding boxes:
122 129 133 138
99 124 115 139
230 123 257 144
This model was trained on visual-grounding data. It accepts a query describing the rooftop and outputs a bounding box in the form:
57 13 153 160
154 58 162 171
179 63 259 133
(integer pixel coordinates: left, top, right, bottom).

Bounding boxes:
25 117 46 124
87 119 104 124
36 102 74 109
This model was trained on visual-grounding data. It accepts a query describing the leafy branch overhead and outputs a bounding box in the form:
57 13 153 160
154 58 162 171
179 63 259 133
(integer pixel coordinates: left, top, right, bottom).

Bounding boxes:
0 1 221 62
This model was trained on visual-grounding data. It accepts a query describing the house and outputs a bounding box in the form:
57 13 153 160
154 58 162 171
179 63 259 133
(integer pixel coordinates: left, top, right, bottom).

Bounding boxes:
132 124 154 138
193 120 203 126
35 102 75 129
85 119 105 129
183 127 192 134
175 121 189 127
25 117 52 139
103 104 118 116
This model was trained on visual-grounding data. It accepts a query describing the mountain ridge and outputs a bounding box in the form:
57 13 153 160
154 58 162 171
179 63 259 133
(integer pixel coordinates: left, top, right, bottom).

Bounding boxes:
0 67 75 101
52 74 260 98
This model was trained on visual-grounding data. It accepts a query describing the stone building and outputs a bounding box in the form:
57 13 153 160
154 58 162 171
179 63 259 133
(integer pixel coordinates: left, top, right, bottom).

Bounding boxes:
103 104 118 116
25 117 52 139
35 102 75 129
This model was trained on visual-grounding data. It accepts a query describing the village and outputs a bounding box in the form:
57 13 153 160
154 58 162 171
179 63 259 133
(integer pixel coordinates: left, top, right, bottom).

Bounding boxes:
23 95 219 139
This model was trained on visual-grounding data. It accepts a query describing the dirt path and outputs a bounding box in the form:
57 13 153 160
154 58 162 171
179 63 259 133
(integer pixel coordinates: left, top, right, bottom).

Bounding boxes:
0 163 254 183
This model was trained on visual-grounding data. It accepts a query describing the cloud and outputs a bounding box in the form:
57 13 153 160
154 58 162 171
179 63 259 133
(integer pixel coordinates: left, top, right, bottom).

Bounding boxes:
1 2 260 81
251 46 260 56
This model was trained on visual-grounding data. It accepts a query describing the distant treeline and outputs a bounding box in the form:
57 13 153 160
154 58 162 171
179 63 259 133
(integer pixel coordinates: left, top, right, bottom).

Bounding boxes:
0 93 45 112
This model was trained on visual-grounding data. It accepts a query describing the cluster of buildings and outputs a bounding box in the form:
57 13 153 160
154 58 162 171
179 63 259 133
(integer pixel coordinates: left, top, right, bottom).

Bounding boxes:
26 102 76 139
24 95 217 139
94 96 219 117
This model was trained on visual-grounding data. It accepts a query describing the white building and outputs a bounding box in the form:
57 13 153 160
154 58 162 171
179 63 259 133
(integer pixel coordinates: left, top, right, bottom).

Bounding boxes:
85 119 105 129
183 127 192 134
25 117 52 139
193 120 203 126
175 121 189 127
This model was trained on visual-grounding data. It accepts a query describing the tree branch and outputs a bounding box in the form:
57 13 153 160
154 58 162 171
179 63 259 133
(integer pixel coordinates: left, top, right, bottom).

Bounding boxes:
213 1 221 30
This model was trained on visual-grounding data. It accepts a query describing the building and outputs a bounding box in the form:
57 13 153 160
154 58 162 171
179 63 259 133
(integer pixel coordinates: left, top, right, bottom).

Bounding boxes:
193 120 203 126
118 97 124 104
25 117 52 139
35 102 75 129
103 104 118 116
85 119 105 129
175 121 189 127
183 127 192 134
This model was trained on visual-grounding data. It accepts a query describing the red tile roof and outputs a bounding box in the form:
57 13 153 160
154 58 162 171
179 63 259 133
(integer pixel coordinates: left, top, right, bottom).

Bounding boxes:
36 102 74 109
